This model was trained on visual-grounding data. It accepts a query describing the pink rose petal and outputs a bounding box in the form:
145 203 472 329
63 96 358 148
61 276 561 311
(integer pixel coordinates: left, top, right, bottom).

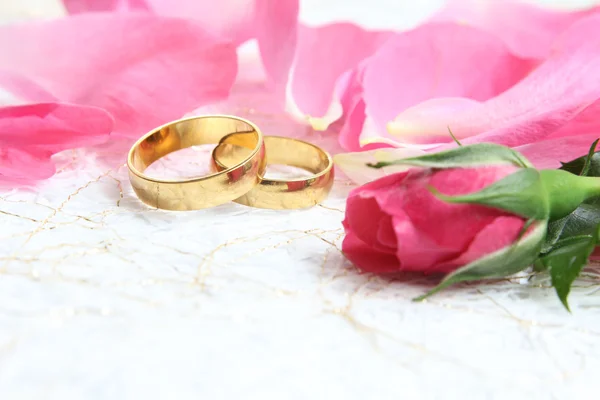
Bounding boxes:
347 173 461 272
0 148 57 185
0 72 56 104
516 133 600 169
0 102 113 184
341 230 400 274
338 12 600 175
338 22 534 150
0 13 237 137
288 23 391 124
336 69 368 150
342 166 524 274
385 13 600 150
363 23 533 135
62 0 299 90
0 103 113 149
368 97 481 146
387 167 520 270
255 0 299 87
432 0 597 59
345 180 406 253
136 0 255 42
395 216 464 273
436 216 525 274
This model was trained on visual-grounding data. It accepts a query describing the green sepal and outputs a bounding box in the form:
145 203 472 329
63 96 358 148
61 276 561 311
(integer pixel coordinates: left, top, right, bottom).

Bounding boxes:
578 138 599 177
538 230 599 312
414 220 547 301
539 169 600 221
542 138 600 250
430 168 549 220
448 127 462 147
368 143 532 170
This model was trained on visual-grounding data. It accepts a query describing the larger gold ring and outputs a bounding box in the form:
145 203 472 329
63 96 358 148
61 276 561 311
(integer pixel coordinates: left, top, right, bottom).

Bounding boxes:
212 134 334 209
127 115 266 211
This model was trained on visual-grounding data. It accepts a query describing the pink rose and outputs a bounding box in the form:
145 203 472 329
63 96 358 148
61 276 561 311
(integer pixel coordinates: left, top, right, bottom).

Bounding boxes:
342 165 528 274
341 142 600 307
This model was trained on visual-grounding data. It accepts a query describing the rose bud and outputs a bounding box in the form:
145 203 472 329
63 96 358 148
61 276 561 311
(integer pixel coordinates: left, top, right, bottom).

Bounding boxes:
341 143 600 300
343 165 528 274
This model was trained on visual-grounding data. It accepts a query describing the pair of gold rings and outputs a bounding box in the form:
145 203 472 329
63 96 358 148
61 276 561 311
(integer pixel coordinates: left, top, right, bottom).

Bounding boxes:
127 115 334 211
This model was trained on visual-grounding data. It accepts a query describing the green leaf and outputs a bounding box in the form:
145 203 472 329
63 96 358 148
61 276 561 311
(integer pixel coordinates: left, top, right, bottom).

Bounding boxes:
368 143 532 170
539 233 597 312
542 203 600 253
414 221 547 301
542 141 600 310
533 259 548 272
430 168 549 220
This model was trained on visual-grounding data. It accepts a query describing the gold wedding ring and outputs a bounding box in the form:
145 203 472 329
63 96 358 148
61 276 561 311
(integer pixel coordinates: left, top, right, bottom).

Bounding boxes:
212 134 334 209
127 115 266 210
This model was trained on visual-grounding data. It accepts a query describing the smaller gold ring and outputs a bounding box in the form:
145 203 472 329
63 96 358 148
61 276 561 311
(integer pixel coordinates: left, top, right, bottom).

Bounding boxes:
127 115 266 211
212 134 334 209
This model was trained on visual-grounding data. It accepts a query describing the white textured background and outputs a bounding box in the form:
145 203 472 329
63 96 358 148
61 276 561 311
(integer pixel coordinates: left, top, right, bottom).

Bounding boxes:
1 1 600 399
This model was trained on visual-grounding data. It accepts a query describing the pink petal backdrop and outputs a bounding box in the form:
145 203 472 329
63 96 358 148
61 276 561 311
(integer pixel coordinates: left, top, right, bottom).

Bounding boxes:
63 0 299 89
1 0 600 184
333 7 600 182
